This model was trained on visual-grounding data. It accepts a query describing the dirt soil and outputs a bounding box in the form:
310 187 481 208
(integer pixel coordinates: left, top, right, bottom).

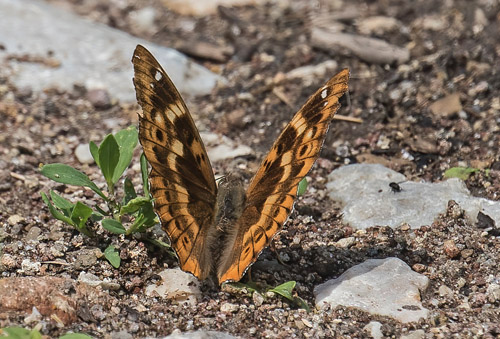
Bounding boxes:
1 0 499 338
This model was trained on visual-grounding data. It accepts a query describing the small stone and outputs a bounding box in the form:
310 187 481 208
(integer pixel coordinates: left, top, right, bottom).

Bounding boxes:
486 283 500 302
220 302 239 313
21 259 41 275
412 263 427 273
429 93 462 117
74 144 94 164
336 237 355 248
87 89 111 110
1 254 17 269
364 321 384 339
25 226 41 241
7 214 25 226
438 285 453 297
443 239 460 259
457 278 467 288
252 291 264 307
460 249 474 258
144 268 201 306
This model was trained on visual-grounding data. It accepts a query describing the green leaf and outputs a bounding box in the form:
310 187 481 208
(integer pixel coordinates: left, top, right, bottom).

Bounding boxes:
41 192 75 226
140 153 149 197
89 141 100 167
297 178 308 196
98 134 120 188
268 281 310 311
71 202 93 236
101 219 126 234
443 167 479 180
123 177 137 205
49 190 74 217
0 326 42 339
41 163 107 200
104 245 121 268
269 281 296 301
127 202 157 234
112 126 138 184
59 334 93 339
120 196 150 215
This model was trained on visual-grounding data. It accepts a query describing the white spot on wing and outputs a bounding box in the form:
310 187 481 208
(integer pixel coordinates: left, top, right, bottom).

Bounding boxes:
155 71 162 81
321 88 328 99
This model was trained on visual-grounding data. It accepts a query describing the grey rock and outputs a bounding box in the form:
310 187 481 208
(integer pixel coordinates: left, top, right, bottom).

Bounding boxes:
314 258 429 323
326 164 500 229
0 0 220 102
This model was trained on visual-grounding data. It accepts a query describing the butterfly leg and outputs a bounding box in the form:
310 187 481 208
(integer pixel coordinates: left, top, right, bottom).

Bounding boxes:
269 240 289 267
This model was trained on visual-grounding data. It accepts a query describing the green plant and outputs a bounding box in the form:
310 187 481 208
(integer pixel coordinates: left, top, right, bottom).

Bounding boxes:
0 326 92 339
229 280 310 311
40 127 160 266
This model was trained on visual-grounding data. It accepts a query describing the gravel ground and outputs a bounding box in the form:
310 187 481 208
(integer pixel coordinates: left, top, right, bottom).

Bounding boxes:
1 0 499 338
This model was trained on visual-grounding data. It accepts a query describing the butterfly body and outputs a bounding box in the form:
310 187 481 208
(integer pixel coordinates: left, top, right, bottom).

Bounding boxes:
132 45 349 285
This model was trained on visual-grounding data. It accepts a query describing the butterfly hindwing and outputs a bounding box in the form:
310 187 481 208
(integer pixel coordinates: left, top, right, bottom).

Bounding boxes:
132 45 218 280
217 70 350 283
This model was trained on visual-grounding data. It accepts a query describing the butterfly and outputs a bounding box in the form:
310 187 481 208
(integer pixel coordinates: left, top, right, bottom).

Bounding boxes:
132 44 349 285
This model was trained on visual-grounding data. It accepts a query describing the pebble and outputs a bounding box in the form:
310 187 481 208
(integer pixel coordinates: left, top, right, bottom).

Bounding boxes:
25 226 41 241
252 292 264 307
443 240 460 259
438 285 453 297
144 268 201 306
357 16 401 35
74 143 94 164
220 302 239 313
336 237 355 248
364 321 384 339
7 214 25 226
429 93 462 117
87 89 112 110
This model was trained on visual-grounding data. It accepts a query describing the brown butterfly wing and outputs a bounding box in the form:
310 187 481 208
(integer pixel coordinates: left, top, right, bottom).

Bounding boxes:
217 69 350 283
132 45 218 280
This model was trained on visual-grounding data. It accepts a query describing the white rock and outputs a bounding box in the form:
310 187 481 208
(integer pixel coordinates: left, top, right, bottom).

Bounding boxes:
201 132 253 162
74 144 94 164
0 0 220 102
363 321 384 339
144 268 201 306
314 258 429 323
326 164 500 229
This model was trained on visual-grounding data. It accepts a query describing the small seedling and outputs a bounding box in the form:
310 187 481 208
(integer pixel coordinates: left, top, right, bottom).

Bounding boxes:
228 280 310 311
40 126 165 267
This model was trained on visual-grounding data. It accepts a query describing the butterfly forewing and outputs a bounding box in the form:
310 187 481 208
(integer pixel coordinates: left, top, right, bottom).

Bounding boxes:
217 69 350 283
132 45 218 280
